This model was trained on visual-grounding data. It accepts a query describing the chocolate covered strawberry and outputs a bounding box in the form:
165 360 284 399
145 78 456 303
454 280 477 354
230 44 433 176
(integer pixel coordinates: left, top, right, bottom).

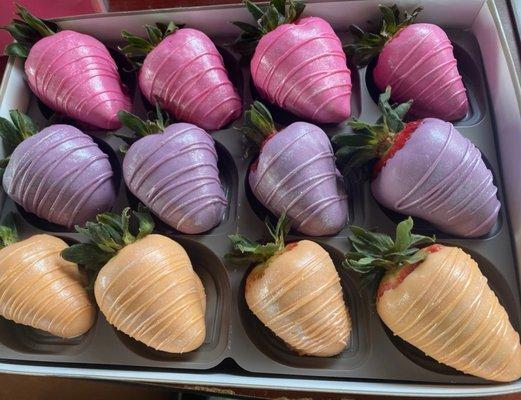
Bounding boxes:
0 217 95 338
332 87 499 237
62 208 206 353
348 5 468 121
0 110 116 228
243 101 348 236
121 22 241 131
118 107 227 234
234 0 351 123
345 218 521 382
4 5 131 129
228 214 350 356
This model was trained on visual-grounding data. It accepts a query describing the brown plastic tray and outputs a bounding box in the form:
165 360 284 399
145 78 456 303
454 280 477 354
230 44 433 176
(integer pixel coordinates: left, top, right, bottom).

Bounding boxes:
0 25 519 386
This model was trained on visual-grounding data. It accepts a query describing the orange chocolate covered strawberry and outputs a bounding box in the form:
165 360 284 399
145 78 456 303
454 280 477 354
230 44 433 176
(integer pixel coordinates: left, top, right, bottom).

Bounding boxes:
344 218 521 382
228 215 350 356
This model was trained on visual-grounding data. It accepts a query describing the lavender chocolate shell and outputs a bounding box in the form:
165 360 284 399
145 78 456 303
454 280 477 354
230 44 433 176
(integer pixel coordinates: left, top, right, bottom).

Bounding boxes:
372 118 500 237
123 123 227 234
3 124 116 227
249 122 348 236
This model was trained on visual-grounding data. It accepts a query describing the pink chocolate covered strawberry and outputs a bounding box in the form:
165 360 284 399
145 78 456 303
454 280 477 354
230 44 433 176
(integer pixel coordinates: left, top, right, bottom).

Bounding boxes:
234 0 352 123
4 5 131 130
332 87 499 237
347 4 468 121
121 22 242 131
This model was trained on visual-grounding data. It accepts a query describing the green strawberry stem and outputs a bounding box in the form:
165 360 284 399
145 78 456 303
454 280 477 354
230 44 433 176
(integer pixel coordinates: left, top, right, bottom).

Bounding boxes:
241 101 278 150
0 109 38 166
331 86 412 173
226 212 290 265
344 217 435 288
116 103 169 152
0 214 18 249
346 4 422 67
60 207 154 274
233 0 305 49
3 4 59 58
120 22 179 68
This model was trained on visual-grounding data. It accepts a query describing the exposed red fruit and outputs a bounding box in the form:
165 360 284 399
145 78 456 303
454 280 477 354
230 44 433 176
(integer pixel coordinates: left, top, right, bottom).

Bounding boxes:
250 132 277 173
284 242 298 252
373 120 422 176
425 244 443 253
376 243 443 299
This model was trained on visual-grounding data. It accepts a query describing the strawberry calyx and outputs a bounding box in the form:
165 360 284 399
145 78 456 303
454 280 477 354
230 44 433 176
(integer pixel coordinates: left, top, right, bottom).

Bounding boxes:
346 4 423 67
376 243 443 299
332 86 414 178
0 109 39 164
343 217 436 295
60 206 155 288
242 101 278 161
120 22 179 69
227 213 292 266
232 0 305 52
3 4 59 59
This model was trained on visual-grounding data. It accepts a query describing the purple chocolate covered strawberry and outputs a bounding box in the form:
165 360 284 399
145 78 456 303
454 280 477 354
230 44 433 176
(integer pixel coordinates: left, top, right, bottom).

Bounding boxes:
243 102 348 236
0 110 116 227
234 0 352 123
118 108 227 234
121 22 242 131
347 5 468 121
4 5 131 130
332 87 499 237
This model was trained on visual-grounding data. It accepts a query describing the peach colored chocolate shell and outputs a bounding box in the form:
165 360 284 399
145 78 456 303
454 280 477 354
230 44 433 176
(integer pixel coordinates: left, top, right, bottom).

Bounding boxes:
25 30 132 130
0 235 95 338
251 16 351 123
94 234 206 353
377 246 521 382
374 23 469 121
245 240 350 357
139 28 242 131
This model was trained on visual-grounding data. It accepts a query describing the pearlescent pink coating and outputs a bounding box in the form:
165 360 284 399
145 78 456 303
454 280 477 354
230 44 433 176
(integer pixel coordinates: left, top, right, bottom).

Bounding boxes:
251 17 352 123
249 122 348 236
24 31 132 130
372 118 500 237
139 28 242 131
374 24 469 121
123 123 227 234
3 124 116 228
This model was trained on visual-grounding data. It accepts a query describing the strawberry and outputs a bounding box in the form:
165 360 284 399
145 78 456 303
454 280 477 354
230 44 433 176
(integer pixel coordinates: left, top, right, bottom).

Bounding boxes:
0 110 116 228
62 208 206 353
347 4 468 121
120 22 241 131
228 214 350 356
332 87 499 237
344 217 521 382
4 5 131 130
117 107 227 234
0 217 95 338
242 101 348 236
233 0 352 123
